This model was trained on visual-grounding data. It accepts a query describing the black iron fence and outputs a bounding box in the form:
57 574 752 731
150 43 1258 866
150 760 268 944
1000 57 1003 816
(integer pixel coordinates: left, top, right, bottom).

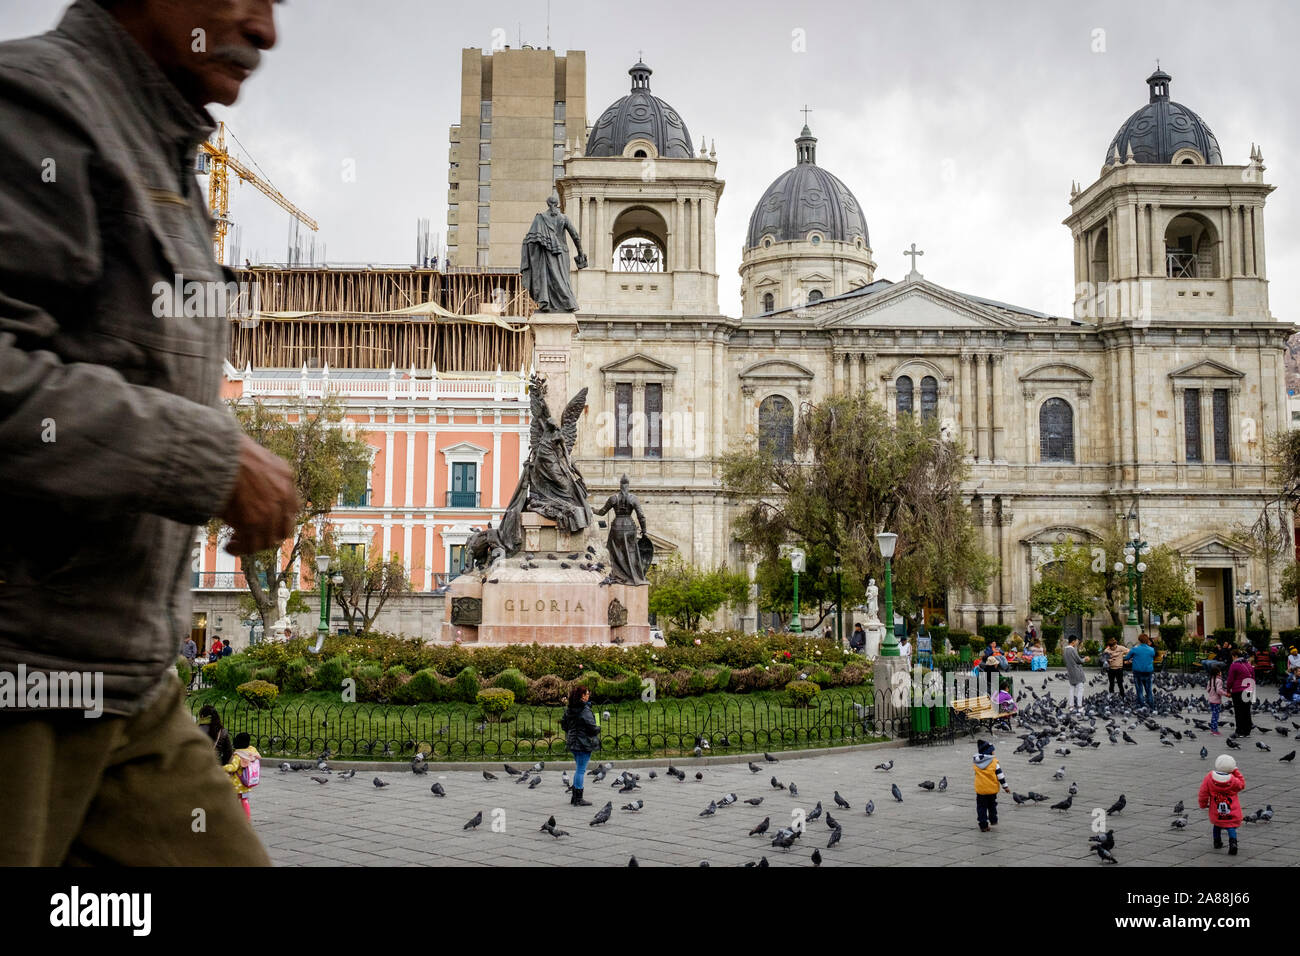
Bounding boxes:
188 689 953 760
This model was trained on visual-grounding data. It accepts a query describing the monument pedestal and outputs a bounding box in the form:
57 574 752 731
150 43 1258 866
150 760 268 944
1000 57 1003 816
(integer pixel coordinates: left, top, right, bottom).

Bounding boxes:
863 622 885 659
873 655 913 731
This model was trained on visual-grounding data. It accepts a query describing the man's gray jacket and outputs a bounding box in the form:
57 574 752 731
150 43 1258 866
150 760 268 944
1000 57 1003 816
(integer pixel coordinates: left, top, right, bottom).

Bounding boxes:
0 0 244 715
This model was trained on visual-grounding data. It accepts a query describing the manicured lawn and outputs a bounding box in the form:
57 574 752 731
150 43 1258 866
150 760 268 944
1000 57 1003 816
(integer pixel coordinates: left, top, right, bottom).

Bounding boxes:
188 685 886 761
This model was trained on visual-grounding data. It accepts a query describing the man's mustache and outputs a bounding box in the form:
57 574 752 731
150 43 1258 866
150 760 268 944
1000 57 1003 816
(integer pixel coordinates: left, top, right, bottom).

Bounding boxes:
211 45 262 72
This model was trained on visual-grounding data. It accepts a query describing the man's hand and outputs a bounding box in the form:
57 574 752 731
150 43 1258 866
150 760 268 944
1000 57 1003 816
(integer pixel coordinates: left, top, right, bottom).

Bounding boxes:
221 435 298 554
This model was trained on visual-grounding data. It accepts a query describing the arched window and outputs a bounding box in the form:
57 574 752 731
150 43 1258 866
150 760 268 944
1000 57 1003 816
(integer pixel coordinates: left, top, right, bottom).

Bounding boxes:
896 376 913 418
1039 398 1074 462
759 395 794 461
762 292 775 313
920 376 938 422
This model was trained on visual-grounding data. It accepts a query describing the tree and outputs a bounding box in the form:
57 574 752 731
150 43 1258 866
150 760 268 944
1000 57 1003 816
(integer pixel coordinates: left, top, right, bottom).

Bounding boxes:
1139 544 1197 624
721 393 993 619
1029 540 1102 624
647 556 750 632
330 549 411 635
208 396 372 636
753 544 863 630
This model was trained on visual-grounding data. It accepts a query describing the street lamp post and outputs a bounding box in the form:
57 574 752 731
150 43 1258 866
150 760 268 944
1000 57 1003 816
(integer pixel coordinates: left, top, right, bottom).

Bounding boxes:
789 548 806 634
1235 581 1261 630
876 532 899 657
315 553 342 645
833 555 844 650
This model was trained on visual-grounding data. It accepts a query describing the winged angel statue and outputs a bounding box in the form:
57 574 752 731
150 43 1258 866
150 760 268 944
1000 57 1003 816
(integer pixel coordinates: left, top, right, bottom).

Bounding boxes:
498 373 592 555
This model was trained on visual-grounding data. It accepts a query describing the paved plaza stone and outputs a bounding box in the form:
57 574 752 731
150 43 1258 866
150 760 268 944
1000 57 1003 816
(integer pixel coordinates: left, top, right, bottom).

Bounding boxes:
250 671 1300 867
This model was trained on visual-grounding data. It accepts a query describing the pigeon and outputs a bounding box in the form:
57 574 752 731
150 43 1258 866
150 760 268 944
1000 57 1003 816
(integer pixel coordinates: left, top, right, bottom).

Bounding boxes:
1027 791 1049 803
1226 738 1241 750
647 770 658 779
1107 794 1126 814
771 829 797 850
789 783 798 797
699 801 717 817
1161 739 1175 747
279 762 291 773
827 826 842 849
891 784 903 803
532 761 546 772
1172 800 1184 815
529 775 543 789
1261 805 1274 822
864 800 875 816
874 760 894 772
337 769 356 780
1170 816 1188 828
1052 766 1066 780
807 801 823 822
1281 751 1296 763
310 776 329 784
764 752 780 762
464 811 482 830
483 771 497 781
918 781 935 791
590 802 612 826
1122 731 1137 744
718 792 738 807
938 776 948 792
1050 795 1073 811
744 797 764 806
749 817 771 836
430 782 446 797
373 777 389 788
542 822 569 838
695 772 703 780
627 856 637 866
1068 782 1079 796
1095 845 1118 864
1256 741 1272 752
1200 746 1209 760
811 849 822 867
748 762 762 774
621 800 644 812
834 791 851 808
539 814 557 831
1028 751 1045 764
512 770 530 784
823 813 839 831
771 776 786 790
503 764 521 776
1012 792 1028 806
1089 830 1115 850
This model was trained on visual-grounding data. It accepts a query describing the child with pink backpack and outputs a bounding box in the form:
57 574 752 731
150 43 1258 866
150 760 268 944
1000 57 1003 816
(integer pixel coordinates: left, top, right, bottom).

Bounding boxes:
223 732 261 820
1205 665 1226 736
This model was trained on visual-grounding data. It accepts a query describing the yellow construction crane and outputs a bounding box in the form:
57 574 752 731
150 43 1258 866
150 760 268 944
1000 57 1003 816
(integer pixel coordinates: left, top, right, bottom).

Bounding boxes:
198 120 318 265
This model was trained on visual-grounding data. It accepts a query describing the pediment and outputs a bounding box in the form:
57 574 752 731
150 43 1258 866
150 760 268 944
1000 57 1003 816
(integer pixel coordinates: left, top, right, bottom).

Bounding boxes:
600 353 678 376
1178 532 1251 558
799 271 832 283
1021 525 1098 546
441 441 488 461
1168 359 1245 381
739 359 815 382
817 280 1020 331
753 275 781 288
1020 363 1094 385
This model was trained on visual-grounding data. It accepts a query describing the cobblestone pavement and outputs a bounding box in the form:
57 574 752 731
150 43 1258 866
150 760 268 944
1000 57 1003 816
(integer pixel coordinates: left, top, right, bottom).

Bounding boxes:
248 672 1300 867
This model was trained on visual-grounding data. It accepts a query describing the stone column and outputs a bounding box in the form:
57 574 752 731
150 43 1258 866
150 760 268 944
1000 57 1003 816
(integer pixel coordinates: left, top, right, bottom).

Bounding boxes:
832 349 844 396
998 496 1014 613
990 353 1004 461
974 353 988 462
960 353 975 457
529 312 580 413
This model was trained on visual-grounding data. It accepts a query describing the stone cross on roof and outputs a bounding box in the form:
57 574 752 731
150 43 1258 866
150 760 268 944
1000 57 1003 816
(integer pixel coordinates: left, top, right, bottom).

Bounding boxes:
903 242 924 280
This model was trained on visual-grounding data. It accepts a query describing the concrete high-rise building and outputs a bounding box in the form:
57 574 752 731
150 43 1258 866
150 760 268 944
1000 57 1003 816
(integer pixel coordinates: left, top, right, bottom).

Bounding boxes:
446 47 586 268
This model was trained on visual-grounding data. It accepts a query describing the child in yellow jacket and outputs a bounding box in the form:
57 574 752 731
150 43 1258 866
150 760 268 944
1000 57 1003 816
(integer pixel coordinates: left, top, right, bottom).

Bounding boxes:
973 738 1011 832
223 732 261 821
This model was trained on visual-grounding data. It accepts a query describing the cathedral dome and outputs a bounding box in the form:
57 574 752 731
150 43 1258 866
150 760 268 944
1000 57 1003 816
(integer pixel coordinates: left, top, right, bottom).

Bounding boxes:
745 126 869 250
1105 69 1223 165
585 61 694 159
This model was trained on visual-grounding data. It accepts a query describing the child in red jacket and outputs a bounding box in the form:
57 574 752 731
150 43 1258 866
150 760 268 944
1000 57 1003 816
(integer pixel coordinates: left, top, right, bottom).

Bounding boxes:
1198 754 1246 855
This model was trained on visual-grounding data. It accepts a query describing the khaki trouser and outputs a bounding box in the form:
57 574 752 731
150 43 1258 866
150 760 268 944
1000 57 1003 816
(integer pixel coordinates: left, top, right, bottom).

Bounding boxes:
0 677 271 866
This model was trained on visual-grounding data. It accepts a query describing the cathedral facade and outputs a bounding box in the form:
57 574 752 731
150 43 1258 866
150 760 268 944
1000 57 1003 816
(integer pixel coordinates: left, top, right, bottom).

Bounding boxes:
558 62 1293 640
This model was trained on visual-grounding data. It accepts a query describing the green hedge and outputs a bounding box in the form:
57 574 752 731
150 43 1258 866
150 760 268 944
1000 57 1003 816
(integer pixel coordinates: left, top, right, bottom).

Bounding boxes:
1245 627 1272 652
1100 625 1124 644
175 657 192 689
1040 625 1062 655
1211 627 1236 644
978 624 1012 644
1159 624 1186 652
476 688 515 718
946 630 973 652
785 680 820 707
452 666 481 703
236 679 279 709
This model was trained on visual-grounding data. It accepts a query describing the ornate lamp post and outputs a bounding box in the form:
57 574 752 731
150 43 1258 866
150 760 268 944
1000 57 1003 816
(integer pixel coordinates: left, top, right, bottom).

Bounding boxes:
789 547 806 634
876 531 899 657
315 553 343 645
833 555 844 649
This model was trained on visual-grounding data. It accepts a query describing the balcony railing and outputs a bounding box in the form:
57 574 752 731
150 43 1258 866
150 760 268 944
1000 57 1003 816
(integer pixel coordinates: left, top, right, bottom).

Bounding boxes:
1166 250 1197 278
337 488 372 508
446 490 481 508
238 368 527 402
192 571 254 590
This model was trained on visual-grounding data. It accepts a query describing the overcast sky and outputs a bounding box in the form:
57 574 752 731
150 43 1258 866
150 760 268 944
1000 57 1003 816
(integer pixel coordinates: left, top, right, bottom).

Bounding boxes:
4 0 1296 321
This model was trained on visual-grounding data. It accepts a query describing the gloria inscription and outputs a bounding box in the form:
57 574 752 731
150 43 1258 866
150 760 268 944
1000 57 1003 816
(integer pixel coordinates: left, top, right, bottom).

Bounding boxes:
503 598 586 614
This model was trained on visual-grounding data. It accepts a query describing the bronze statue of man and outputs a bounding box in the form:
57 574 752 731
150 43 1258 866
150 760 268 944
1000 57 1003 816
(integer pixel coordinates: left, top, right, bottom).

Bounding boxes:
521 192 586 312
594 474 649 585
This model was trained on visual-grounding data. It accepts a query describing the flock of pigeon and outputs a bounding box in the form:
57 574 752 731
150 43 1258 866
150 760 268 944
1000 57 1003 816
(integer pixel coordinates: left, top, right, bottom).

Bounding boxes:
275 668 1293 866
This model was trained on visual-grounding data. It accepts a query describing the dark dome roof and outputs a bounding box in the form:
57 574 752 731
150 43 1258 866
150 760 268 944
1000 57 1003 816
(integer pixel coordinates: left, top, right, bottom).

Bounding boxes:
585 61 694 159
1105 69 1223 165
745 126 869 250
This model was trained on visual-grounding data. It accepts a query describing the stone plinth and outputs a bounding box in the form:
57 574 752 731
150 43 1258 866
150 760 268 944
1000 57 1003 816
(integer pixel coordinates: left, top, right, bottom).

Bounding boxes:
873 655 913 731
521 511 587 555
438 561 650 646
863 622 885 659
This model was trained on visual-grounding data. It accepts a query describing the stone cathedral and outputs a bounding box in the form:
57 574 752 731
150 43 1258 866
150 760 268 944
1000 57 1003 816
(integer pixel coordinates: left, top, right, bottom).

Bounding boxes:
556 61 1293 640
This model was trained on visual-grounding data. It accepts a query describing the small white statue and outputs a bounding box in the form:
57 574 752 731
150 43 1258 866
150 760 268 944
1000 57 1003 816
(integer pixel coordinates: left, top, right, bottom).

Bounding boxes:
276 580 290 623
865 578 879 623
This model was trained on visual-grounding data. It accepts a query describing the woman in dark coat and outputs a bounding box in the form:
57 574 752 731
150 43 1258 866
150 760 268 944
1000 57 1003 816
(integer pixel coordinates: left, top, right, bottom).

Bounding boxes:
561 685 600 807
197 704 233 765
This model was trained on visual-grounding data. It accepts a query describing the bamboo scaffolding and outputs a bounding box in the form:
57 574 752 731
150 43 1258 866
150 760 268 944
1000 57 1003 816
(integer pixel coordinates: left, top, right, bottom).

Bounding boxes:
228 267 535 370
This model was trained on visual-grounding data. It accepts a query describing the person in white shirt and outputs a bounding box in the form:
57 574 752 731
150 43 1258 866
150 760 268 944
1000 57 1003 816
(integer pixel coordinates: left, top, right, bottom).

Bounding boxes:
899 635 912 665
1287 646 1300 671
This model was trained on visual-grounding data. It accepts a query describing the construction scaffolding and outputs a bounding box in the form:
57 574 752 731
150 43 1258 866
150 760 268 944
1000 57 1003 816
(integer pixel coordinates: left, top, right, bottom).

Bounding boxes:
228 266 534 371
